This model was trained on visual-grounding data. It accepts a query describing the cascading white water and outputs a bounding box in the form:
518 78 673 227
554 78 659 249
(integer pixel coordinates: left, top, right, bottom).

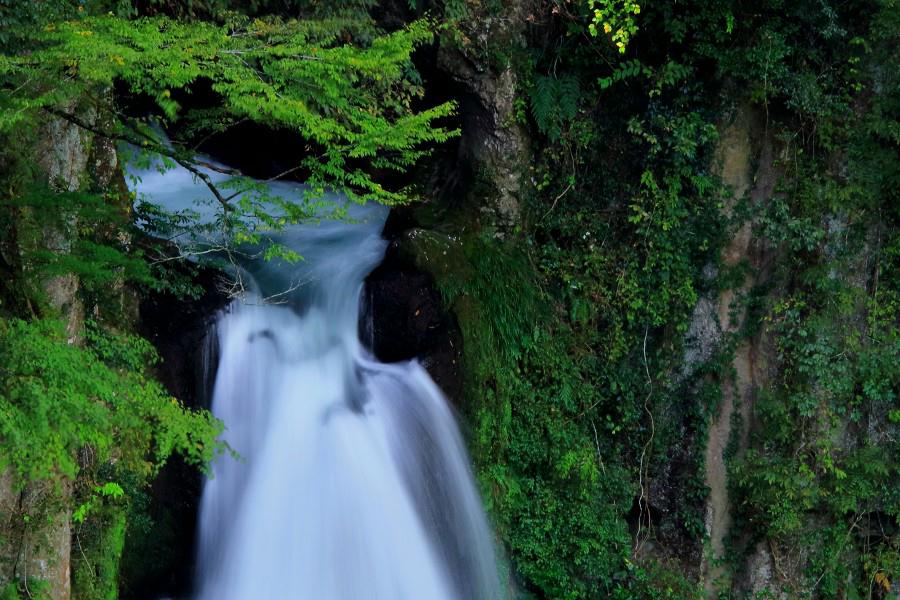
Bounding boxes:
129 157 504 600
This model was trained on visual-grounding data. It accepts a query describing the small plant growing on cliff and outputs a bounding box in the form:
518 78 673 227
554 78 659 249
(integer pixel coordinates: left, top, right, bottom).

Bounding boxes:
587 0 641 52
0 317 225 485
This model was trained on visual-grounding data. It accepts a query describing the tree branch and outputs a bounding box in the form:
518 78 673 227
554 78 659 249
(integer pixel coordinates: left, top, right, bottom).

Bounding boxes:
43 107 235 213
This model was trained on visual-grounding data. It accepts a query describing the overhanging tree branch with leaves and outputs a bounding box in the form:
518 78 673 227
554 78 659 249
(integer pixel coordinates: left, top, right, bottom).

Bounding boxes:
1 12 457 263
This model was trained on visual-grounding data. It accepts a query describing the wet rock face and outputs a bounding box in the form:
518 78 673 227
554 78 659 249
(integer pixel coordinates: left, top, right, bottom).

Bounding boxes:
640 410 704 575
735 541 780 600
0 474 72 600
37 102 95 193
434 7 530 234
139 264 230 410
123 264 229 600
365 243 463 405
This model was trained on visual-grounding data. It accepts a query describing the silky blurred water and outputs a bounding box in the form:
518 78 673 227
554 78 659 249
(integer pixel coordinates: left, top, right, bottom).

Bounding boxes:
128 156 503 600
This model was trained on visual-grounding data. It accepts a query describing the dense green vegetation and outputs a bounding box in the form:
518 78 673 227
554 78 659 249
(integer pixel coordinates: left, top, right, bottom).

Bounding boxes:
421 0 899 597
0 0 898 598
727 9 900 590
0 317 222 484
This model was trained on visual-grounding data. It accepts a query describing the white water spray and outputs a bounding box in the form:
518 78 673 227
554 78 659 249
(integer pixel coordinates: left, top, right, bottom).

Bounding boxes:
129 158 504 600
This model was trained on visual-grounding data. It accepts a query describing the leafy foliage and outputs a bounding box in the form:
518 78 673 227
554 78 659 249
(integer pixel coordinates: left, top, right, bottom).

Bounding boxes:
450 0 899 597
727 4 900 590
0 317 224 484
6 185 156 300
433 237 636 598
587 0 640 53
0 0 77 50
72 492 128 600
0 13 455 200
529 75 581 141
0 6 456 268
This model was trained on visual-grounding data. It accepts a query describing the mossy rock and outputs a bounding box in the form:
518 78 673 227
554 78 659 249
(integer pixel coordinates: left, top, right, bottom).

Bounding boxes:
394 228 473 293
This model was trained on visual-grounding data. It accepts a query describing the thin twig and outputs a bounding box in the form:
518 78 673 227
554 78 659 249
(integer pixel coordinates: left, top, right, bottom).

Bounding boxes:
635 326 656 554
540 183 572 222
43 107 236 213
22 544 32 599
75 527 94 594
189 117 249 152
591 419 607 476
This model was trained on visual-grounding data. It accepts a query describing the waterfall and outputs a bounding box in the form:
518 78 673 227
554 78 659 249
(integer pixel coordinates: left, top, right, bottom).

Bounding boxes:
128 157 504 600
